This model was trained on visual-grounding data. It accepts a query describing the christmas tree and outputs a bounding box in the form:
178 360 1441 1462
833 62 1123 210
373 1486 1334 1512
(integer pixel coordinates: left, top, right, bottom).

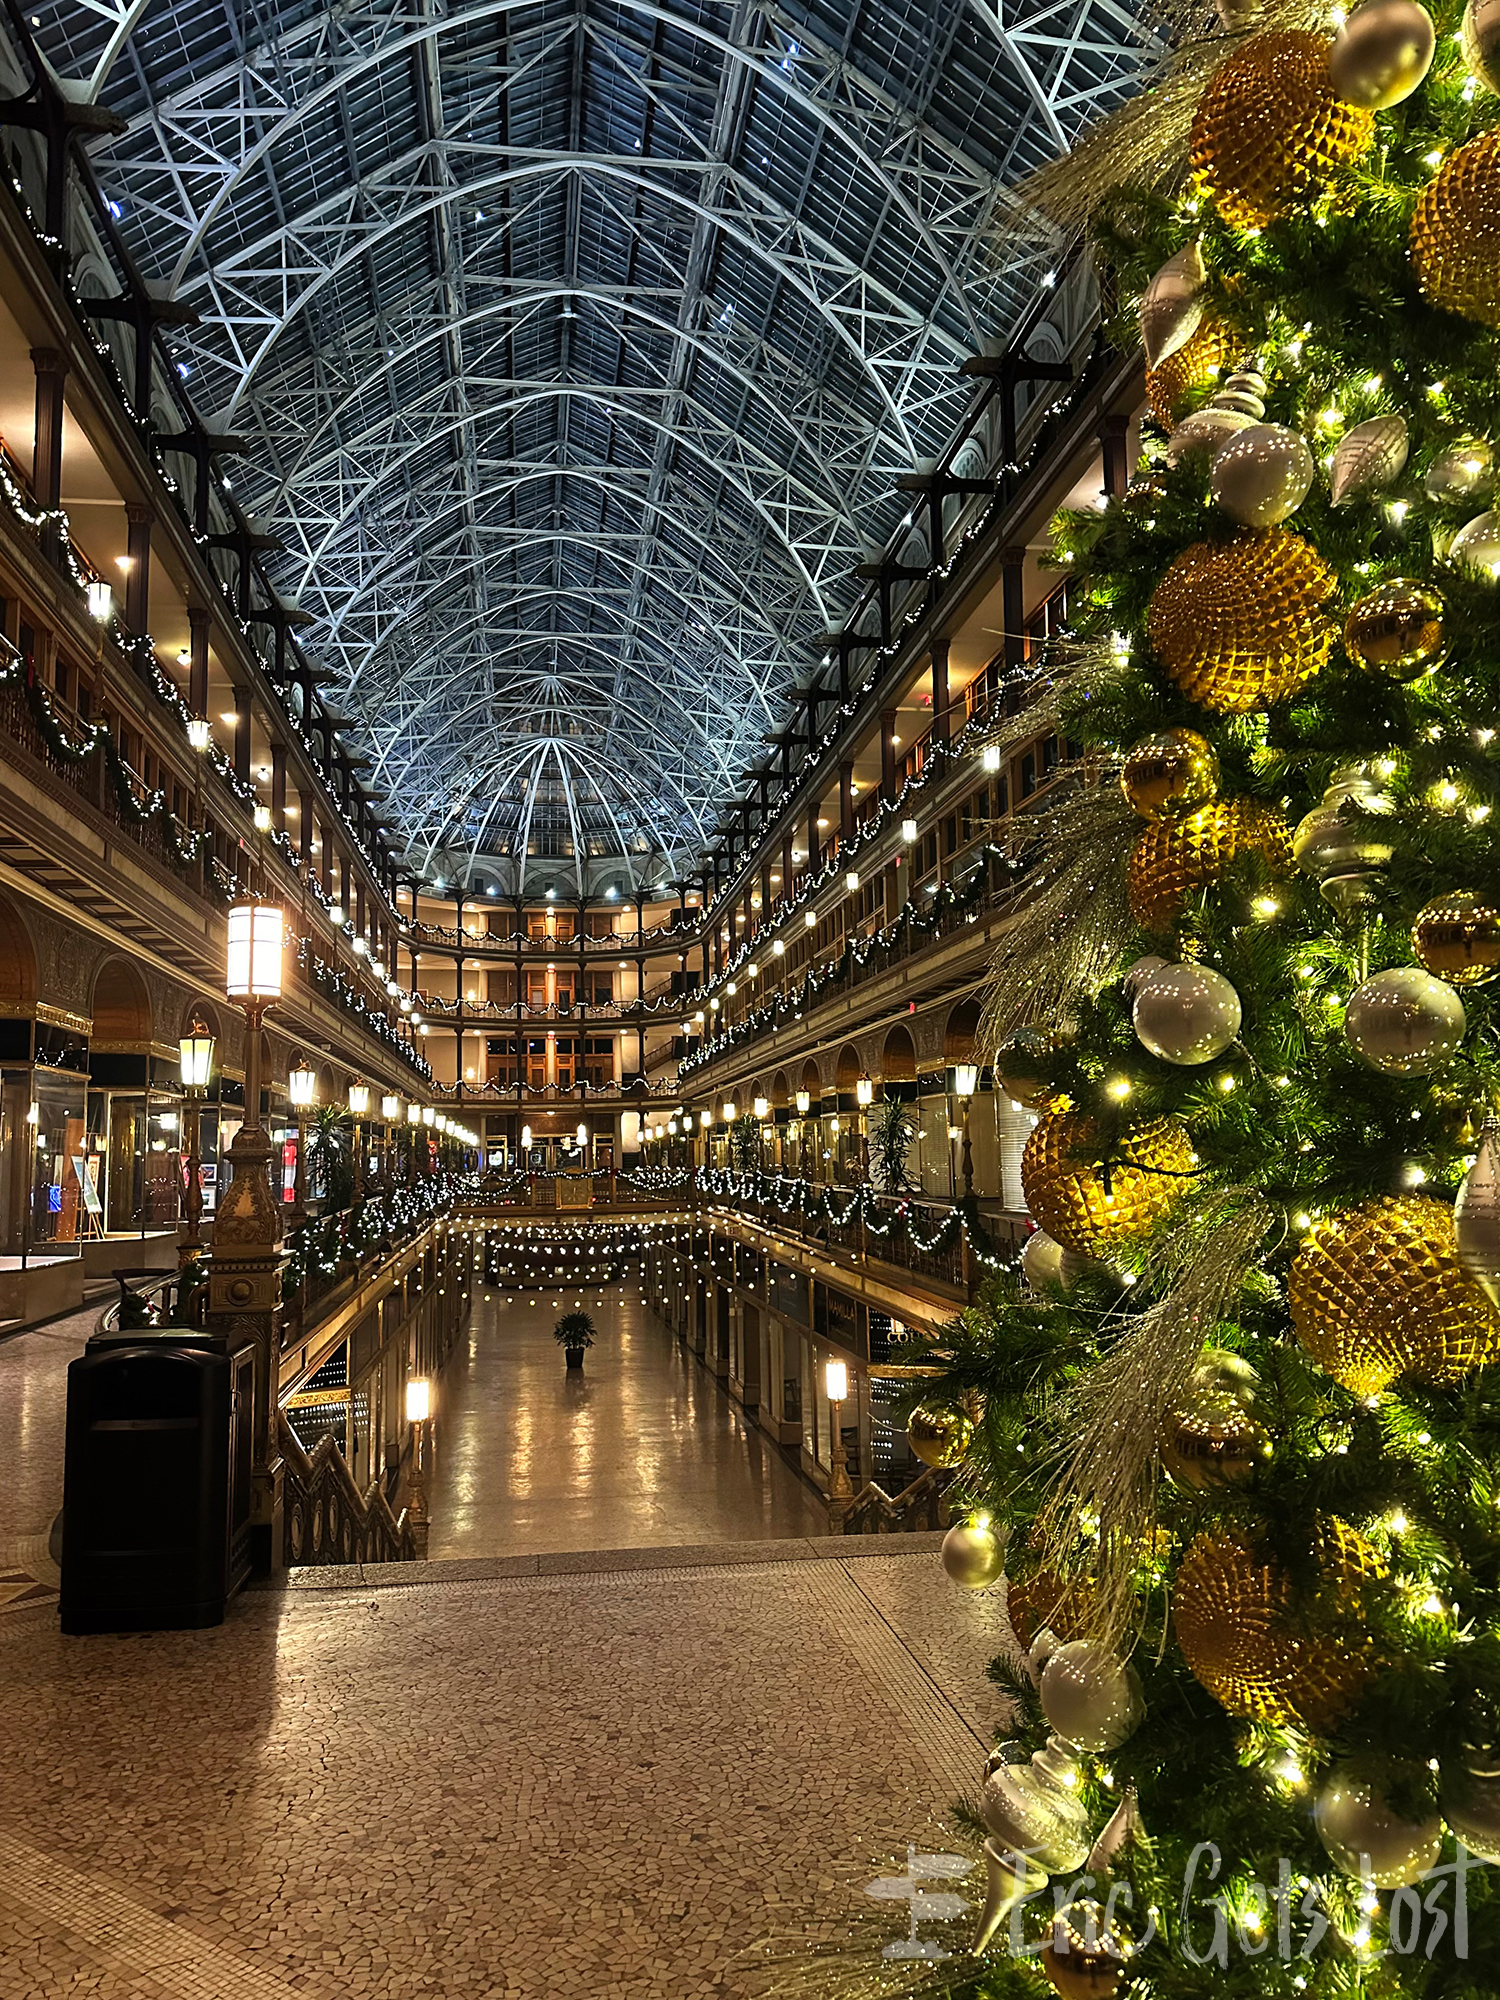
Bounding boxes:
838 2 1500 1993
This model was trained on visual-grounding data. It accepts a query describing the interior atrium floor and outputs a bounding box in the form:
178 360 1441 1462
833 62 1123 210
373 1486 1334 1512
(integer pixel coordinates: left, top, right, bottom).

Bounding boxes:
425 1286 829 1558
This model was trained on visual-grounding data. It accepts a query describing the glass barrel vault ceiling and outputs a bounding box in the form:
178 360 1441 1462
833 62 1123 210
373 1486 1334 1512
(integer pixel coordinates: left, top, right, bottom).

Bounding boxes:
44 0 1165 891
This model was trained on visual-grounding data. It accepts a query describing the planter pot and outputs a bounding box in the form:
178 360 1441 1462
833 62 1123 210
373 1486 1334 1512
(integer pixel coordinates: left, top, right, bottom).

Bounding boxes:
565 1347 585 1370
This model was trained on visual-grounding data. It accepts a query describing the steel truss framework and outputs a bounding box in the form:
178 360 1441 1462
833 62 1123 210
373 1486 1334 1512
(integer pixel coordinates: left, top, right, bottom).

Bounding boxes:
42 0 1166 891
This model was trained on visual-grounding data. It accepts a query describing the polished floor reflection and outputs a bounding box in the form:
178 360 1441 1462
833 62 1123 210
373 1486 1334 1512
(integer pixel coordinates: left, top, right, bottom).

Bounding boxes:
423 1280 829 1558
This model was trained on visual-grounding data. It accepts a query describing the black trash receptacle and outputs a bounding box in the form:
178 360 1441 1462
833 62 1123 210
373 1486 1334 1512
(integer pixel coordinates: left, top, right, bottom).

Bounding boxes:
61 1331 253 1635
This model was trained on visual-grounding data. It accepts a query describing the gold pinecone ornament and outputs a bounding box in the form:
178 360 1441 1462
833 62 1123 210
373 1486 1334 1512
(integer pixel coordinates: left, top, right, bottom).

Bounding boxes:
1021 1111 1195 1253
1190 31 1375 231
1146 317 1234 431
1289 1194 1500 1396
1126 798 1292 933
1148 529 1337 713
1173 1518 1382 1732
1412 125 1500 329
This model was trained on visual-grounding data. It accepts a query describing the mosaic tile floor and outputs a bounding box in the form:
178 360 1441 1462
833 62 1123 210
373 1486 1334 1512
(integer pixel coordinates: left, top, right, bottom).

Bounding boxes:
0 1547 1007 2000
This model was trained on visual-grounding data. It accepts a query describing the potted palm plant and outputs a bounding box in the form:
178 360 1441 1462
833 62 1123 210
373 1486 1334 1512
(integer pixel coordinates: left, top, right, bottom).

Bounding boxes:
553 1309 598 1371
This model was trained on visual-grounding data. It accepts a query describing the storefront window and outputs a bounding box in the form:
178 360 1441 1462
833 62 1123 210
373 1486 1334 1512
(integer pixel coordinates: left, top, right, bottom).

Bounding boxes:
10 1069 88 1255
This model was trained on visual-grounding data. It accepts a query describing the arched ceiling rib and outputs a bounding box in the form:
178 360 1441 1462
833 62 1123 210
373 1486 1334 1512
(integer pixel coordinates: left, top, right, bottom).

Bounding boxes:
43 0 1169 889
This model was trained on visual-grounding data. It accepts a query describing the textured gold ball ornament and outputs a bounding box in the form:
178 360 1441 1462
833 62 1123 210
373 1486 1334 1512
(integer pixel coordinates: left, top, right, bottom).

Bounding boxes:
1190 32 1375 231
1210 423 1315 527
1413 892 1500 987
1005 1560 1098 1649
906 1404 974 1468
1344 966 1466 1075
1127 799 1292 933
1145 317 1233 431
941 1519 1008 1590
1021 1111 1195 1254
1173 1519 1382 1731
1147 529 1337 713
1412 126 1500 329
1329 0 1436 109
1289 1195 1500 1395
1344 579 1445 679
1119 728 1219 821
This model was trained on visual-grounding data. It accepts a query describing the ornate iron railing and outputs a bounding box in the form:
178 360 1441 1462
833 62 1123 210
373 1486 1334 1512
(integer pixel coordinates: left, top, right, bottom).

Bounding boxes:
279 1410 415 1566
839 1463 953 1535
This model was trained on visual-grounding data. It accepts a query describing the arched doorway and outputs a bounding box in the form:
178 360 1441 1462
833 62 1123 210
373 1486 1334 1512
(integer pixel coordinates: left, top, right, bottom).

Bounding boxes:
880 1024 918 1102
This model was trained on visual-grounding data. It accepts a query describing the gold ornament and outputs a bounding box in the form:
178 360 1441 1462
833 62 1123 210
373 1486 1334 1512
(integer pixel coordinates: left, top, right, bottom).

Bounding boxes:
1413 891 1500 987
1412 126 1500 329
1289 1195 1500 1396
906 1404 974 1468
1041 1901 1131 1999
1126 798 1292 933
1161 1372 1270 1489
1344 579 1445 679
1425 435 1494 504
1146 317 1233 431
1021 1111 1195 1254
1173 1518 1382 1732
941 1519 1007 1590
1120 728 1219 821
1005 1560 1098 1650
1148 529 1337 713
994 1028 1065 1110
1190 32 1375 231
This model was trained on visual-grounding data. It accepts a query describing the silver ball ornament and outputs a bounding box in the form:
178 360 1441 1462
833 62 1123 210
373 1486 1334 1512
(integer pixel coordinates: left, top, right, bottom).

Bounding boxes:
1450 509 1500 578
1020 1229 1095 1293
1441 1757 1500 1863
1132 963 1242 1065
1424 435 1494 503
1039 1641 1144 1753
1315 1762 1442 1886
1329 0 1436 108
1209 423 1314 527
1344 967 1466 1075
1462 0 1500 94
1330 414 1410 507
941 1519 1008 1590
1121 952 1169 997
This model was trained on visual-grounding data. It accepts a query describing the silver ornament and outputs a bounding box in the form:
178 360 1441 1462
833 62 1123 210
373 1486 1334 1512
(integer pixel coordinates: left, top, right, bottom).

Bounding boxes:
1132 963 1242 1065
1210 423 1314 527
1140 242 1205 369
971 1840 1049 1956
1462 0 1500 94
1425 435 1494 503
980 1739 1090 1872
941 1519 1008 1590
1315 1762 1442 1886
1455 1115 1500 1310
1121 952 1169 997
1293 769 1395 912
1330 414 1410 507
1450 509 1500 578
1086 1784 1145 1873
1020 1228 1095 1293
1039 1641 1144 1752
1165 372 1266 463
1329 0 1436 108
1441 1756 1500 1863
1344 967 1466 1075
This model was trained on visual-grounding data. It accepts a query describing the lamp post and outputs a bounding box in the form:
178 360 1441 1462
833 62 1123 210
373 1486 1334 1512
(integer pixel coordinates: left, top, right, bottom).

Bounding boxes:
825 1356 855 1528
348 1081 370 1202
287 1059 317 1227
219 900 286 1575
953 1062 979 1198
177 1016 216 1266
380 1095 399 1190
856 1071 874 1183
404 1374 431 1556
